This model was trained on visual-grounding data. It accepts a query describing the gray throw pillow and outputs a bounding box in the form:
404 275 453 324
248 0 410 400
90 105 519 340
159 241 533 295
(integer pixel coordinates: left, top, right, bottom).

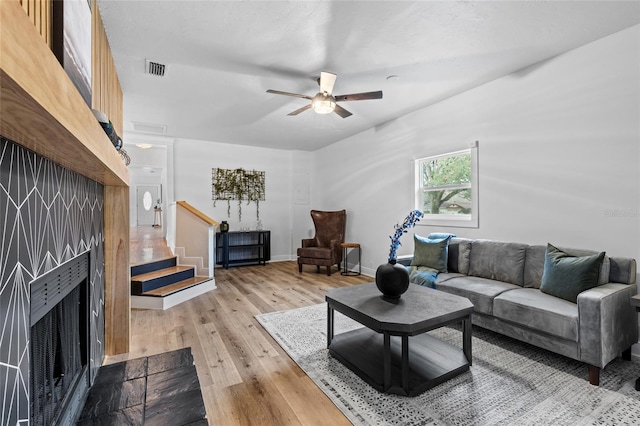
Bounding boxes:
410 234 450 273
540 243 605 303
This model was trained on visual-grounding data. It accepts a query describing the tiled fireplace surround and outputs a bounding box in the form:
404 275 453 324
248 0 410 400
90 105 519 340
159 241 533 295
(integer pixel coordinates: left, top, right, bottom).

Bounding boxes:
1 137 106 425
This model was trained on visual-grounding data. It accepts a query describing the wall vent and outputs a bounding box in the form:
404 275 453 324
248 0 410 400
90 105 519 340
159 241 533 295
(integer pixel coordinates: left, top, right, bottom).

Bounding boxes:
145 59 166 77
131 122 167 135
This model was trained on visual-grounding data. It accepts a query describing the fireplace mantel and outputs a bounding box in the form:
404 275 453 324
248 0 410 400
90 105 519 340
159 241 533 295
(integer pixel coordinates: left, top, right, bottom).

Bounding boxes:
0 0 130 355
0 0 128 186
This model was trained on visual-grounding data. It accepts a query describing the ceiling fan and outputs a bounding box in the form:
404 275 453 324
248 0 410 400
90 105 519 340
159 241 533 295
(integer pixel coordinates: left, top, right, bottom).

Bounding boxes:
266 71 383 118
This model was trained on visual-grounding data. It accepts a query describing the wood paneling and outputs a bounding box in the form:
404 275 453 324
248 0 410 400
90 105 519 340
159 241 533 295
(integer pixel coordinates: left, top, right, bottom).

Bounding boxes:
19 0 51 47
0 0 128 186
92 0 123 136
104 186 130 355
8 0 131 357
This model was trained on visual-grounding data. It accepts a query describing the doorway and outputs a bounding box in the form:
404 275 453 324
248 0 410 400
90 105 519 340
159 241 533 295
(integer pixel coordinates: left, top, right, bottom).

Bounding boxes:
136 185 160 226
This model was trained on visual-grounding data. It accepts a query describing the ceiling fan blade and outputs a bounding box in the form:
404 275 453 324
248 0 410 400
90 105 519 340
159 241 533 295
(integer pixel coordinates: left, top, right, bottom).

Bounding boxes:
333 104 352 118
287 104 312 116
319 72 337 95
334 91 383 102
266 89 313 100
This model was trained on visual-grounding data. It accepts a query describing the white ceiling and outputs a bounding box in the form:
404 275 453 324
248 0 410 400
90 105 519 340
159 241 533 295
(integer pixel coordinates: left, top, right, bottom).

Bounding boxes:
97 1 640 151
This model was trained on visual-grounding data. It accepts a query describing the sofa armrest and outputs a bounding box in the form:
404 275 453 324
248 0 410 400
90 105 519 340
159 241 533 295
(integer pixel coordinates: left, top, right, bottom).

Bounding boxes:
578 283 638 368
396 255 413 267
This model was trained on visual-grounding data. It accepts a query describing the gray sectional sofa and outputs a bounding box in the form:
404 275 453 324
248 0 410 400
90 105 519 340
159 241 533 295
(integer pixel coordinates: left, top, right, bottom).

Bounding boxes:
399 237 638 385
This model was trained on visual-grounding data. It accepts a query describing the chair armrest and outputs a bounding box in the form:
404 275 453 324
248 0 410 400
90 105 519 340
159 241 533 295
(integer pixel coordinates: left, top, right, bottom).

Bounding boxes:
301 238 316 248
396 255 413 267
577 283 638 368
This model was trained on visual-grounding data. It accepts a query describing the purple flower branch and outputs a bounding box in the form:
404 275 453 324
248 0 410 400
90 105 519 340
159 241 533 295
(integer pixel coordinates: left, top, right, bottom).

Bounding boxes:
388 209 423 263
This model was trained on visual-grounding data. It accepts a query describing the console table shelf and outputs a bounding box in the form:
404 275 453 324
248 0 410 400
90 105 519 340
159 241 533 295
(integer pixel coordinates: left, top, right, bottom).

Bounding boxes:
216 230 270 269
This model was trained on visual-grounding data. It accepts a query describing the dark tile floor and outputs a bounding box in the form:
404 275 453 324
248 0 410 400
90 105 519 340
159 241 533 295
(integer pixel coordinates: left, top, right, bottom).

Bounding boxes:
78 348 207 425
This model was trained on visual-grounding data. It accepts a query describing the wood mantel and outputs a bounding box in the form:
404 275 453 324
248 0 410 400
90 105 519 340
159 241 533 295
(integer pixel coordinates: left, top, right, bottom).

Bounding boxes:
0 0 128 186
1 0 130 355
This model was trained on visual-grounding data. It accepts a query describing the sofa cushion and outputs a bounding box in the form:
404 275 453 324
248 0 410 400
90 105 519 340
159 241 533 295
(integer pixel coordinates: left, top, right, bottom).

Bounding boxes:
436 276 520 315
493 288 579 342
411 234 450 272
408 266 439 288
297 247 332 259
523 245 546 289
449 238 472 274
540 244 605 303
468 240 528 286
609 257 637 284
435 272 466 285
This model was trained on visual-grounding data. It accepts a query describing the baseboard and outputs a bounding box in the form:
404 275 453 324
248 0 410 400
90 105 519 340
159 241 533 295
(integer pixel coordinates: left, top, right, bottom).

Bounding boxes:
131 279 216 310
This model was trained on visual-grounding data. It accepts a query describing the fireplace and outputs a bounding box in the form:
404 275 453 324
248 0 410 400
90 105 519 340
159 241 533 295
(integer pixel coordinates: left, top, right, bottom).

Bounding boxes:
30 253 90 426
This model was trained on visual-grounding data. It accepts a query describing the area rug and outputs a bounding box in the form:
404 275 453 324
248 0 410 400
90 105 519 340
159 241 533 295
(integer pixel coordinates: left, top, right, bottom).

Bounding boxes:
256 303 640 425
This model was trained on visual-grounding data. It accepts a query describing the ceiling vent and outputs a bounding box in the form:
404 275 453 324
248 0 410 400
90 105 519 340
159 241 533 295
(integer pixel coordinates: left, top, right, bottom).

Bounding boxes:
131 122 167 135
145 59 166 77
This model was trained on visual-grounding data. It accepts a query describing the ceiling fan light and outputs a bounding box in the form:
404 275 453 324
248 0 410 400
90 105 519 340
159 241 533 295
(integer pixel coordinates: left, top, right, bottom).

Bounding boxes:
312 99 336 114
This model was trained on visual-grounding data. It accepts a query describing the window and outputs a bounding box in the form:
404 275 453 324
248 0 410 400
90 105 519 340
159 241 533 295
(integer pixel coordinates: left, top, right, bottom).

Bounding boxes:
414 144 478 228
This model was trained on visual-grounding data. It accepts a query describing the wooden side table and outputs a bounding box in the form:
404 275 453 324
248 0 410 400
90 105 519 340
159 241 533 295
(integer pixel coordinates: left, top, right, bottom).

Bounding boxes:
340 243 361 276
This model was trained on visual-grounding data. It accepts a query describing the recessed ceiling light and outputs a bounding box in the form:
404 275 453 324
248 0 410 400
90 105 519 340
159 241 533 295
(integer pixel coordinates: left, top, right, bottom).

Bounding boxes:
136 143 153 149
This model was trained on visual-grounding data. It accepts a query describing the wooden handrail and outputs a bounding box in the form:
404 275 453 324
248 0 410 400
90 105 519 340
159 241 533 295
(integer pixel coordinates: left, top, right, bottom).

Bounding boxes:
176 201 218 226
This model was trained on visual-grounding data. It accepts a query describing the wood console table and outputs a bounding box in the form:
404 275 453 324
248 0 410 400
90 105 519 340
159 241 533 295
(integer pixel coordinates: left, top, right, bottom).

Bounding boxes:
215 230 270 269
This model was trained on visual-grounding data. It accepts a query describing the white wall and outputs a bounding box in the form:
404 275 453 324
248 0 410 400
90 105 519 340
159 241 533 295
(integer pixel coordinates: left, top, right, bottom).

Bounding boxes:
315 25 640 276
173 139 309 262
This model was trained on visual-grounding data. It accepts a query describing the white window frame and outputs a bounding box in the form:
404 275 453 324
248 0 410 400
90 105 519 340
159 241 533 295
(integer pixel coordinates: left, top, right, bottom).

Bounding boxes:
414 143 479 228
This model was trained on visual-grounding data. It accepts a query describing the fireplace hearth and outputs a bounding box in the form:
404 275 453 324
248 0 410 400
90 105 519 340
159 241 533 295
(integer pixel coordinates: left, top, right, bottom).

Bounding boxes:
30 253 90 426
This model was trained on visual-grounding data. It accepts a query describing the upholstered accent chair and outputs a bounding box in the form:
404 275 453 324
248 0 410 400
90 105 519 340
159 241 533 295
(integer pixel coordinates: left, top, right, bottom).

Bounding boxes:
297 210 346 276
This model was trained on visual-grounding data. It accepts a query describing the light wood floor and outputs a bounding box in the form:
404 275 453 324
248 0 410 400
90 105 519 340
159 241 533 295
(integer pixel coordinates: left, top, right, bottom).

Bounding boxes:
108 227 371 425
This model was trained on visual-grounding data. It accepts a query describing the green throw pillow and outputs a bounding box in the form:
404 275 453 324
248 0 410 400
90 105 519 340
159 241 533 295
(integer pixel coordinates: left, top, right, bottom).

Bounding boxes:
410 234 450 273
540 243 605 303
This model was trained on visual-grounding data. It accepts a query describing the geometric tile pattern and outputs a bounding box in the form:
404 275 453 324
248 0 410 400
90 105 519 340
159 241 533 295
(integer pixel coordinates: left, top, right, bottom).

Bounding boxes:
0 137 105 426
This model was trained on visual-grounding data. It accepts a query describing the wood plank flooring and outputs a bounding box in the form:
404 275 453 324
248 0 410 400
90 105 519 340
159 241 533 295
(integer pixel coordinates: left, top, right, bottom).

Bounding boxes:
130 226 173 265
111 228 371 425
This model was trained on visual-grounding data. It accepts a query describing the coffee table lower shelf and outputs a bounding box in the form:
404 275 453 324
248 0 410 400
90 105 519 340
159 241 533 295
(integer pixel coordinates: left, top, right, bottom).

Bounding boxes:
329 327 469 396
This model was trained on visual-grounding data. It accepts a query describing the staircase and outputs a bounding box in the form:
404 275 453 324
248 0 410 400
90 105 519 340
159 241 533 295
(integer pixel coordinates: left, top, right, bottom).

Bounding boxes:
130 256 216 310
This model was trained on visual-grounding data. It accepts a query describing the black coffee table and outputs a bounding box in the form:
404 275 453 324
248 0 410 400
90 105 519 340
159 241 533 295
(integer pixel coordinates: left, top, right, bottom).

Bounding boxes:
326 283 474 396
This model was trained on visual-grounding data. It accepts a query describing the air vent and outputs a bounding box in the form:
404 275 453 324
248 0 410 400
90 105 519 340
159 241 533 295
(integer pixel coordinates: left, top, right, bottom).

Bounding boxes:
131 121 167 135
145 59 166 77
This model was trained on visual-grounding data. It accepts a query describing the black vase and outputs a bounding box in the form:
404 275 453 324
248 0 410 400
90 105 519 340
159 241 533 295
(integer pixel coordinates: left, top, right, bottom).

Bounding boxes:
375 260 410 299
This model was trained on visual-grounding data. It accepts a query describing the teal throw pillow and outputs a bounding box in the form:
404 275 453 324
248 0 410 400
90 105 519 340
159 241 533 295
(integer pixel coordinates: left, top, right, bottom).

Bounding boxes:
410 234 450 273
427 233 457 240
540 243 605 303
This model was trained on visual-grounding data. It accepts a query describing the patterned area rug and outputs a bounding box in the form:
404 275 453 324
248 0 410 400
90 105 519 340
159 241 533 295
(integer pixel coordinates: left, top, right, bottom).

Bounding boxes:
256 303 640 425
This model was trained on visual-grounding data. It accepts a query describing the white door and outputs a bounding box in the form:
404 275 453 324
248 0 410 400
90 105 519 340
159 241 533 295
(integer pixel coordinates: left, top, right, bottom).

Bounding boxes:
136 185 159 226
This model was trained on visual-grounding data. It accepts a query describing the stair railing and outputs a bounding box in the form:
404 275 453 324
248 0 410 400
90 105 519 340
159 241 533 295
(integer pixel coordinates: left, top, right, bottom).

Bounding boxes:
174 201 218 278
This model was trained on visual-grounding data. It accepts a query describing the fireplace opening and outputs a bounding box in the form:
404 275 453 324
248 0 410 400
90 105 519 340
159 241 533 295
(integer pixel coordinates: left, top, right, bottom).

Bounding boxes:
30 253 90 426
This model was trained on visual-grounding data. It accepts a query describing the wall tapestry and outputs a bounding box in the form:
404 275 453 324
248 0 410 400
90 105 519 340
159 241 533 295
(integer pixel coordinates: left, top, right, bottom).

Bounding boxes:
212 168 265 221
